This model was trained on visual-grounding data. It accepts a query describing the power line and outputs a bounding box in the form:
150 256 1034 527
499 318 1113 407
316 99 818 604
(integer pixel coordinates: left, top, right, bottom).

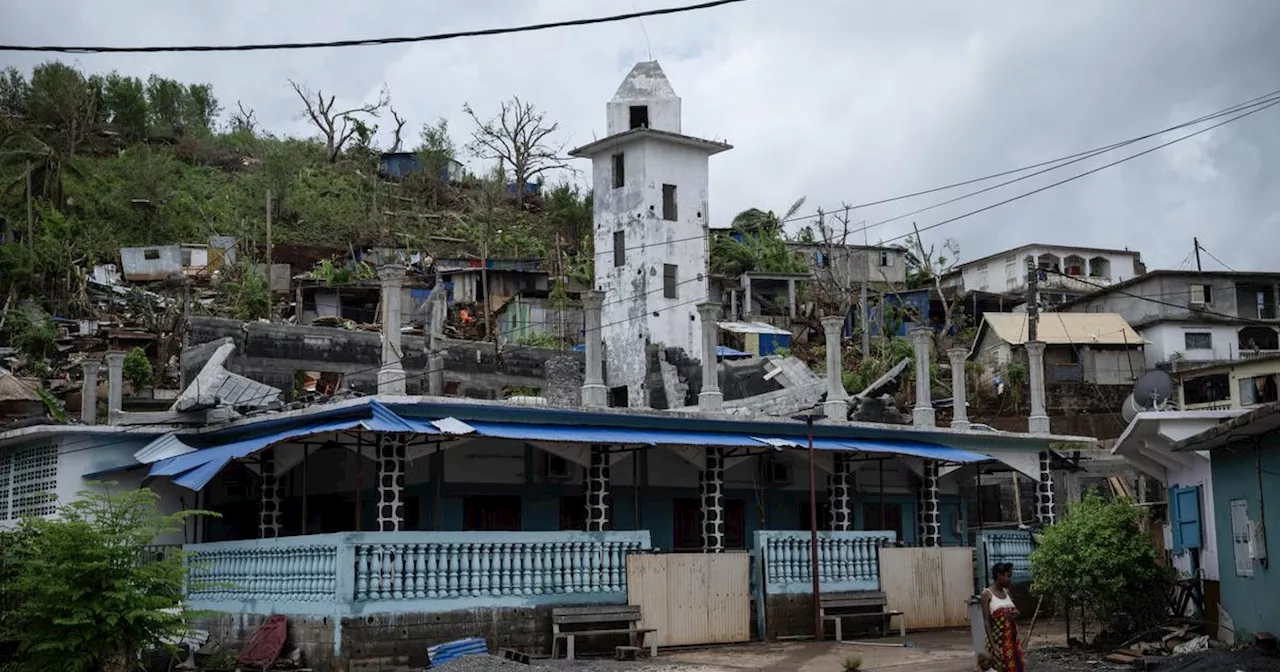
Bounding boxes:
1043 268 1276 327
1196 244 1236 272
865 97 1280 250
0 1 747 54
781 86 1280 227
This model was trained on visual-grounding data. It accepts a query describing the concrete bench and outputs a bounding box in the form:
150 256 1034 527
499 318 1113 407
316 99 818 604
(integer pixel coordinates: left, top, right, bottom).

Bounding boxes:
551 605 657 660
820 591 906 641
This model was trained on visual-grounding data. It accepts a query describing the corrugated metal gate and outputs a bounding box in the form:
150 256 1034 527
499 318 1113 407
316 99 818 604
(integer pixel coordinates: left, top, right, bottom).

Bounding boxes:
879 547 974 630
626 552 751 647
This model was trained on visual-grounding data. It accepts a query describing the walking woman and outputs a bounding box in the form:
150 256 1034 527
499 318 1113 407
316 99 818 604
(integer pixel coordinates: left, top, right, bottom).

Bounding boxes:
980 562 1026 672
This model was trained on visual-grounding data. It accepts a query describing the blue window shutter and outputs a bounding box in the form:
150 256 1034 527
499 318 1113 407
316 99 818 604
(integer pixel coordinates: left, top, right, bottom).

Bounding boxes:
1174 486 1203 550
1169 487 1184 552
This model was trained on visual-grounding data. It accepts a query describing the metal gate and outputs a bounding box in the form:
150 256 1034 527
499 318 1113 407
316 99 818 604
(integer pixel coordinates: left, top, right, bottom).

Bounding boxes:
879 547 974 630
626 552 751 646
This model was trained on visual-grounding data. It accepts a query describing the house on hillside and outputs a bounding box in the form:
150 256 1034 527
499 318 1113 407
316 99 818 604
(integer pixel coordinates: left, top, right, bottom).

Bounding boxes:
941 243 1145 308
786 242 908 290
1171 402 1280 641
1173 355 1280 411
378 151 465 182
1057 270 1280 369
969 312 1144 385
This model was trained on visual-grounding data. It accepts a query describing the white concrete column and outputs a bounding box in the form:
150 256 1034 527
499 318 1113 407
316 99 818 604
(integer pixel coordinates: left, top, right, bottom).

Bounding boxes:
104 352 125 425
700 447 726 551
918 461 941 546
828 453 853 531
258 448 282 539
697 302 723 411
787 279 797 318
80 359 100 425
1026 341 1050 434
947 347 971 430
581 290 607 408
821 315 850 420
910 327 935 428
585 445 611 531
742 277 753 320
1036 451 1057 525
376 434 407 531
377 264 406 395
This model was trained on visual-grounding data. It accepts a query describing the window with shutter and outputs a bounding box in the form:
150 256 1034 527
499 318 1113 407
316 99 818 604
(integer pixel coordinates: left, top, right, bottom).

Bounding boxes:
1169 485 1202 552
1230 499 1254 577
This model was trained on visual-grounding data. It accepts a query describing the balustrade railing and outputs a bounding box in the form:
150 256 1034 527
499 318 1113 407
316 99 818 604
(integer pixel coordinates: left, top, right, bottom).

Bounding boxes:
182 531 651 614
975 530 1035 588
754 531 896 593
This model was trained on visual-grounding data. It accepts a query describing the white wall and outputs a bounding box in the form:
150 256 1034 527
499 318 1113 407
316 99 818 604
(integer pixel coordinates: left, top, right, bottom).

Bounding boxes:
593 136 713 404
959 246 1141 295
1140 322 1239 368
1166 455 1219 582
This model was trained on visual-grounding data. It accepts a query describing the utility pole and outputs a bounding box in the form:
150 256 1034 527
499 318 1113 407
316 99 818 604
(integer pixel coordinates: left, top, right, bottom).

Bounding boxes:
1026 262 1039 342
265 189 273 268
25 161 34 248
859 274 870 359
1193 237 1202 272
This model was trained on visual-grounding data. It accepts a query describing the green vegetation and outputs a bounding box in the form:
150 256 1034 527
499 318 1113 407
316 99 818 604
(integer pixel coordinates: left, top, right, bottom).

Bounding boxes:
0 61 591 319
122 346 153 391
1030 494 1173 645
0 487 209 672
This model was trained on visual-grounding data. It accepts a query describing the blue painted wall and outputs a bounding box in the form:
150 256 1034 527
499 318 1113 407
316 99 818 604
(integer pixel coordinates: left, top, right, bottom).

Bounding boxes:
1210 436 1280 640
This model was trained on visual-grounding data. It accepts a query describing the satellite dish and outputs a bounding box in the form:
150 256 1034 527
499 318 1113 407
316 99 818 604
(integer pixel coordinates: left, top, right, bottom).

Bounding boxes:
1132 370 1175 411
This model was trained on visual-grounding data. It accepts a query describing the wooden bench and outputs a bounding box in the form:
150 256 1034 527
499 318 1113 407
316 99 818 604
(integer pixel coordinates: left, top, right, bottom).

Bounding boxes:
550 605 657 661
820 591 906 641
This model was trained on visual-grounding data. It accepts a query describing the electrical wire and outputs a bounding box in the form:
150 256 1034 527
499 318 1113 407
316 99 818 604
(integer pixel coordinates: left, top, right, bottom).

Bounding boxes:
1196 244 1236 272
0 0 748 54
781 86 1280 226
862 97 1280 250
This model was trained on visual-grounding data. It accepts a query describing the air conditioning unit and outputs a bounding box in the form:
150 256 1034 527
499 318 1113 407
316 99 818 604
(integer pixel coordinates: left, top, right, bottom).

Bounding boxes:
543 453 576 481
765 460 792 485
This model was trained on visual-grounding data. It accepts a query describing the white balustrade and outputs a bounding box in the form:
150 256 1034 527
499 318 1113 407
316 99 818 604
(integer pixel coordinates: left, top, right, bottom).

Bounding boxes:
755 531 896 593
186 542 338 603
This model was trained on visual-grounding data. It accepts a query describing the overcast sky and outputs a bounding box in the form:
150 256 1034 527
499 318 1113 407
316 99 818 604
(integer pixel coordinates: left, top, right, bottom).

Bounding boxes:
4 0 1279 273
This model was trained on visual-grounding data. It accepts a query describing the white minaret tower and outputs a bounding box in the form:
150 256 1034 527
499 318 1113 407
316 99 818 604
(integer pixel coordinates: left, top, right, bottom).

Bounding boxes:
571 61 732 407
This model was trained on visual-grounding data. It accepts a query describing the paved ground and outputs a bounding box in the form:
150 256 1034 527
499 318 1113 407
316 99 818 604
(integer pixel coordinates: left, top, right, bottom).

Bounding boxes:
438 622 1075 671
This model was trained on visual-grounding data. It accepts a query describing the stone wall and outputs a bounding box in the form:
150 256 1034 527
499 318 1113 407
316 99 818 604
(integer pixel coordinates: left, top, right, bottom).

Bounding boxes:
184 317 584 402
195 604 633 671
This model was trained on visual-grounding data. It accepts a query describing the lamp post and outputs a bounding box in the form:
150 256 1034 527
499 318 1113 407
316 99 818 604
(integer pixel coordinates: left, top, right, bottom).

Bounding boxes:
793 409 827 640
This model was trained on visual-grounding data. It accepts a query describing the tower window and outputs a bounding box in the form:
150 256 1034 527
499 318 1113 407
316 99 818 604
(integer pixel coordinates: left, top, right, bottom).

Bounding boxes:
629 105 650 129
662 184 677 221
613 230 626 267
612 153 625 189
664 264 678 299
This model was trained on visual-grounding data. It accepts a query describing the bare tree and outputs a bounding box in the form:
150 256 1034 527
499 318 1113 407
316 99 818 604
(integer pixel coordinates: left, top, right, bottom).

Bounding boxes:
796 204 861 316
229 100 257 134
288 79 389 162
883 223 965 350
462 96 568 204
389 107 407 152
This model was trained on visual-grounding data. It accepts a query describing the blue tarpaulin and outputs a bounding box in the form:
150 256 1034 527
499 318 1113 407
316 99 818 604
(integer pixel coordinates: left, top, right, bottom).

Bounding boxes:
426 637 488 666
149 401 441 491
465 422 770 448
755 436 989 463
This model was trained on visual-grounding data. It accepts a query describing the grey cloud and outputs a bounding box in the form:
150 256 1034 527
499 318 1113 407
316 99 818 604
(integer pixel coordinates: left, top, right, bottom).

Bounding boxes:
3 0 1278 269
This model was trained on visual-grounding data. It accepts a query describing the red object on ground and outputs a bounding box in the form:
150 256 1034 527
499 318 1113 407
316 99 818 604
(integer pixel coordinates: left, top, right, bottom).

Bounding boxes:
236 614 288 669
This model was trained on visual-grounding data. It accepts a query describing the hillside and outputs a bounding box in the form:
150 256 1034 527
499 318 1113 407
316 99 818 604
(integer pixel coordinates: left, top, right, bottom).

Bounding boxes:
0 61 593 317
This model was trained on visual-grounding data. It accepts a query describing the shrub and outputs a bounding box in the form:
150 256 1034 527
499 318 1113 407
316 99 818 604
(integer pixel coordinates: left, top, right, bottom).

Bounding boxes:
1 487 209 672
122 346 154 391
1030 493 1173 646
4 310 57 362
514 331 560 349
843 653 863 670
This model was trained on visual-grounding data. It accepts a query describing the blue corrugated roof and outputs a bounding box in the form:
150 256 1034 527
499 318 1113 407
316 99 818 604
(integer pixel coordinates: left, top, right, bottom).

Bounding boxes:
466 421 771 448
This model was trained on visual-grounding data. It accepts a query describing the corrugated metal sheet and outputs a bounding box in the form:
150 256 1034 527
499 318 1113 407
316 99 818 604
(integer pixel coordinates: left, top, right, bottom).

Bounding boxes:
427 637 488 666
981 313 1142 346
879 547 973 630
133 434 198 465
717 321 791 335
627 552 750 647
